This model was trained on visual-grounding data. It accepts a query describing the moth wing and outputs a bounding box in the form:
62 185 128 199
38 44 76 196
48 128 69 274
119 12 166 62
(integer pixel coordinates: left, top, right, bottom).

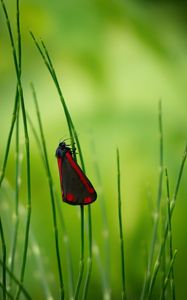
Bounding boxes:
61 153 97 205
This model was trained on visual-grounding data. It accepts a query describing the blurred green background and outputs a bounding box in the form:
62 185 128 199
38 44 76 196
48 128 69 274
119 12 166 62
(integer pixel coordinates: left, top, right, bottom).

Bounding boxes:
0 0 187 299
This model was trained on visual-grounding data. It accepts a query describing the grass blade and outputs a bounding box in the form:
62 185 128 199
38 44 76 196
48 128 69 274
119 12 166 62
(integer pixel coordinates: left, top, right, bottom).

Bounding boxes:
31 84 64 299
0 1 32 298
0 259 31 300
30 34 94 298
117 148 126 299
147 144 187 298
160 249 178 300
0 218 6 300
0 87 19 188
0 281 13 300
10 101 20 285
141 100 164 299
28 97 75 299
165 168 175 300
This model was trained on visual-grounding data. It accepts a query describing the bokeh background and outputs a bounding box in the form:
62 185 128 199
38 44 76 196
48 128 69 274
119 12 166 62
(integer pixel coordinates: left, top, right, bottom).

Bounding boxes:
0 0 187 299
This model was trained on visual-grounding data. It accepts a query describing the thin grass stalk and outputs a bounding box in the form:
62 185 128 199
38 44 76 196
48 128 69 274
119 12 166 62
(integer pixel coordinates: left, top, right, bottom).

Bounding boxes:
14 2 31 298
27 108 75 299
31 85 64 299
160 201 166 300
30 232 53 300
141 100 164 299
147 144 187 298
0 281 14 300
74 205 85 300
55 193 74 298
0 259 31 300
160 249 178 300
92 241 110 299
29 33 74 145
40 39 91 300
10 102 20 284
0 218 6 300
0 1 31 298
117 148 126 300
165 168 175 300
91 137 111 298
0 87 19 187
30 34 91 298
82 205 92 300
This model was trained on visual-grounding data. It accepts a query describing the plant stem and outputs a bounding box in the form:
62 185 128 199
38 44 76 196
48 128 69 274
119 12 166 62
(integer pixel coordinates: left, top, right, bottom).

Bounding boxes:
0 218 6 300
0 86 19 187
0 281 13 300
30 34 91 298
147 144 187 298
10 100 20 284
117 148 126 299
165 168 175 300
1 0 32 298
74 205 85 300
160 249 178 300
0 259 31 300
82 205 92 300
31 84 64 299
141 100 164 299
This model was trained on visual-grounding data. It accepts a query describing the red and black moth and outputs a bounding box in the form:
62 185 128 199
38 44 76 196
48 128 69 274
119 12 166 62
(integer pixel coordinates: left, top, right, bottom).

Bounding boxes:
56 141 97 205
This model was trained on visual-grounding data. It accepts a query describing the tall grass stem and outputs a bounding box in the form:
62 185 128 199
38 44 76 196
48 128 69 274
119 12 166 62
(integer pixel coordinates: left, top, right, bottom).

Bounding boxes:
0 1 32 299
31 84 64 299
0 259 31 300
10 100 20 282
165 168 175 300
147 144 187 298
141 100 164 299
0 218 6 300
30 34 93 298
117 148 126 299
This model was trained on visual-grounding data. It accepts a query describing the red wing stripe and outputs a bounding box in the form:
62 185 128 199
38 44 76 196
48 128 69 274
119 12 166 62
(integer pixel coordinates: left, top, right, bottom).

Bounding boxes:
66 152 95 194
57 158 63 185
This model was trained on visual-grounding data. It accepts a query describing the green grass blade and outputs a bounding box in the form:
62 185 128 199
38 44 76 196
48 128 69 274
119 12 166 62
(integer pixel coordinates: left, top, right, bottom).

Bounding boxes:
160 249 178 300
147 144 187 298
30 34 92 298
1 1 32 298
117 148 126 300
74 205 85 300
28 88 75 298
0 87 19 187
0 259 31 300
82 205 92 300
30 84 64 299
141 100 164 299
10 101 20 285
0 281 14 300
165 168 175 300
0 218 6 300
